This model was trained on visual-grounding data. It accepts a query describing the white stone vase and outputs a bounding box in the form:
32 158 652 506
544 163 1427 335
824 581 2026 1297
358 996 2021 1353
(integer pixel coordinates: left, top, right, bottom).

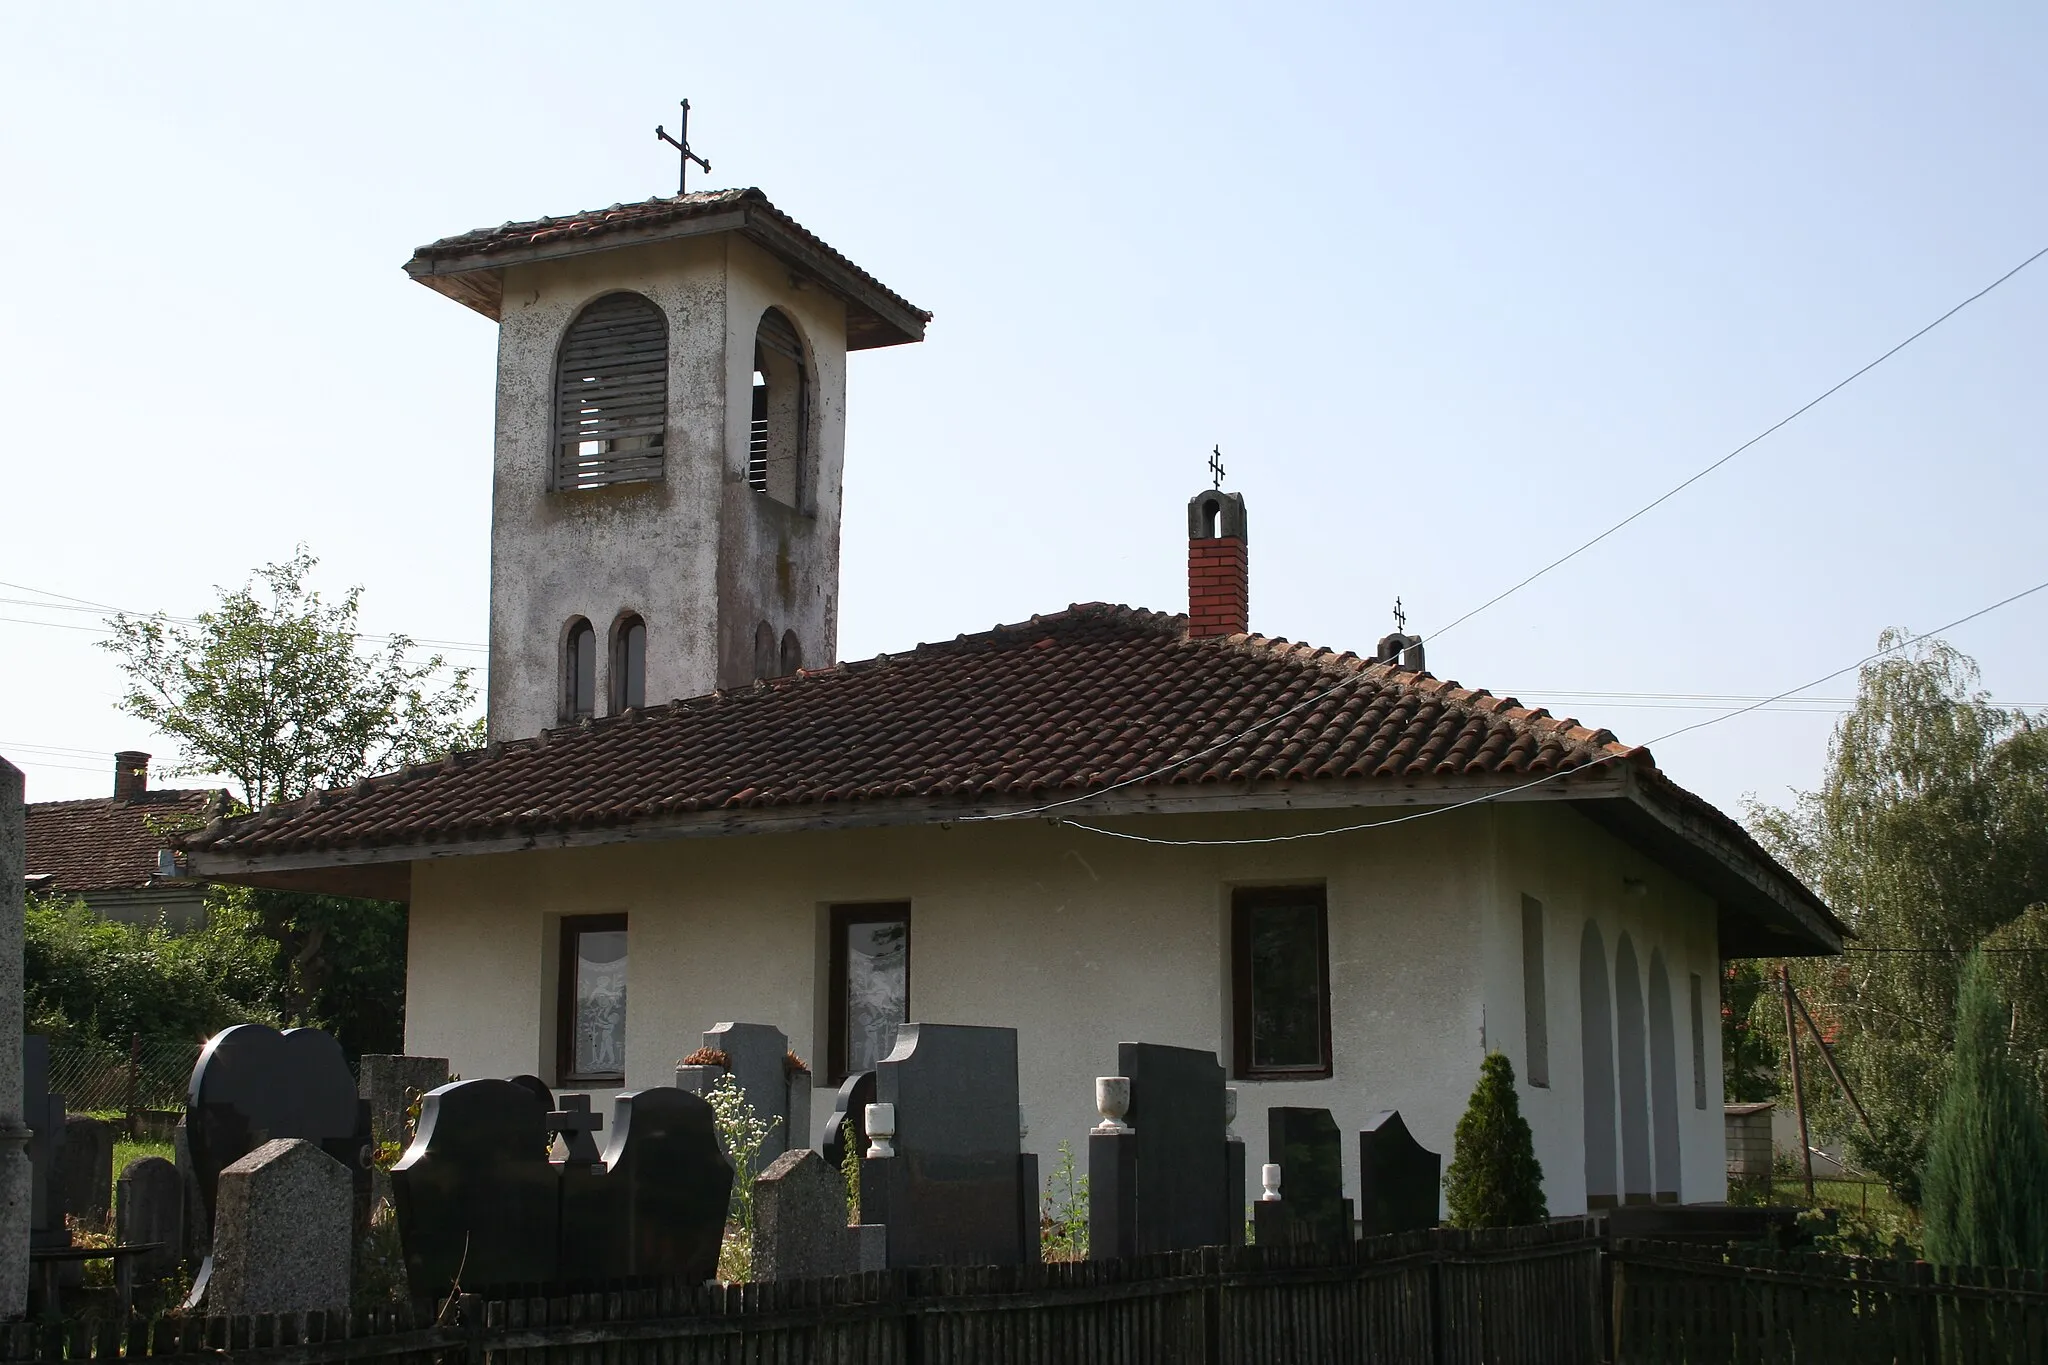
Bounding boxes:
1093 1076 1132 1134
864 1102 897 1158
1260 1162 1282 1202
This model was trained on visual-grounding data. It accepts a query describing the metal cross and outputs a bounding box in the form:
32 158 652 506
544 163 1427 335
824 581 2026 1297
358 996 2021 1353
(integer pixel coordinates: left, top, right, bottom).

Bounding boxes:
1208 445 1226 489
655 99 712 195
1393 596 1407 633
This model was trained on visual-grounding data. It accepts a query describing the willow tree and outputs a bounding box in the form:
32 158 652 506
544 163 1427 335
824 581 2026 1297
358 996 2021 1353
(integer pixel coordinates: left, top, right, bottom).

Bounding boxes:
1744 632 2048 1204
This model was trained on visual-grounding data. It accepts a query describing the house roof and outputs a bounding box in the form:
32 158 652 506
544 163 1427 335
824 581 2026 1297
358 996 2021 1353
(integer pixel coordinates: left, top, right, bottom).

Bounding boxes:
180 604 1842 954
26 787 230 895
403 187 931 350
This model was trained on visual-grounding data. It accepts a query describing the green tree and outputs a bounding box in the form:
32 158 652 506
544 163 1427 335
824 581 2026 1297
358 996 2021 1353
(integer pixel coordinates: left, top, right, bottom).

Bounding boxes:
1921 950 2048 1268
1744 632 2048 1205
100 548 484 1053
1443 1052 1547 1229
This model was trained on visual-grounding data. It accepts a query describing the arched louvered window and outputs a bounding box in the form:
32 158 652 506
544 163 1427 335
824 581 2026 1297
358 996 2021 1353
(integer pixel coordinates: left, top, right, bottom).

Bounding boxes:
610 614 646 712
563 618 596 721
747 308 809 506
555 293 668 491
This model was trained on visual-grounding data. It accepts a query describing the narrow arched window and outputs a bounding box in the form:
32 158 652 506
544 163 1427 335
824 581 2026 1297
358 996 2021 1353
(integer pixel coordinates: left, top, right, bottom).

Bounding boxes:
555 293 667 491
563 619 596 721
779 629 803 677
753 620 777 680
611 614 646 711
747 308 808 506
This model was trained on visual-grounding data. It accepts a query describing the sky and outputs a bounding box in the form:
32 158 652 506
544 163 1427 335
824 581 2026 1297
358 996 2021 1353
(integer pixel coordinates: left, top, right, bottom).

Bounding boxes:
3 3 2044 817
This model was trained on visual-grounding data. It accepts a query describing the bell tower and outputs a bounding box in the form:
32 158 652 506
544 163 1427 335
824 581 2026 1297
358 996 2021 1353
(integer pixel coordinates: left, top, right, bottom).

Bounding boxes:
405 189 928 741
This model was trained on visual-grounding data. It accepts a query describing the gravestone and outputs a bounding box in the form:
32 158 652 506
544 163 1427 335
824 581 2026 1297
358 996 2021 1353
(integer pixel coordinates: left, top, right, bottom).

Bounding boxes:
859 1023 1032 1267
755 1148 885 1279
358 1055 450 1153
696 1023 810 1162
173 1119 210 1266
204 1139 351 1316
1252 1108 1352 1247
185 1024 371 1257
393 1080 733 1293
1089 1042 1230 1258
58 1114 115 1228
115 1157 184 1284
22 1036 68 1251
1358 1111 1441 1236
391 1078 559 1292
815 1071 875 1167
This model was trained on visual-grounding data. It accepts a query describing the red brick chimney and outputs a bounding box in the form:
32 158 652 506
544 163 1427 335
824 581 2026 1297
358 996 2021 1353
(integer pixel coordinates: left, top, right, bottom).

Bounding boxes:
1187 490 1249 638
113 751 150 802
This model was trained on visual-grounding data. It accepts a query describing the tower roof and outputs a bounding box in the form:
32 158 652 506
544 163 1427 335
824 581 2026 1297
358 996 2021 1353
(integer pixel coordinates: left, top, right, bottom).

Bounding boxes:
403 187 931 350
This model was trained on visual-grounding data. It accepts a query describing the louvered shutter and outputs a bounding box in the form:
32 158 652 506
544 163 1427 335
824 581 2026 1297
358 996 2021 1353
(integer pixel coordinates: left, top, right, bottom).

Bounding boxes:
554 293 668 491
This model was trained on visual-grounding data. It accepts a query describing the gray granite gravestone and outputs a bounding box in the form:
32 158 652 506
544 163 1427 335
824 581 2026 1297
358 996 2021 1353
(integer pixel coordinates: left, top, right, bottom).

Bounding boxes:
22 1036 68 1252
59 1114 115 1228
391 1078 559 1292
1253 1108 1352 1247
698 1023 810 1162
1090 1042 1229 1258
859 1023 1031 1267
358 1055 450 1152
115 1157 184 1284
204 1139 351 1316
1358 1110 1441 1236
755 1148 884 1279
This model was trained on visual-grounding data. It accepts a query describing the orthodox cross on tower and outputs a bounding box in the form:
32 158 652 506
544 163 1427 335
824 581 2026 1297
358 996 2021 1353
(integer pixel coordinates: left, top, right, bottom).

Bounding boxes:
1392 596 1407 633
1208 444 1226 489
655 99 712 195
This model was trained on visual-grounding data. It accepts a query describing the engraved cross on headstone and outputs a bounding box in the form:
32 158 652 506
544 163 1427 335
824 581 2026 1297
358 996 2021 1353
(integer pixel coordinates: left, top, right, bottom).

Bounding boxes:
655 99 712 195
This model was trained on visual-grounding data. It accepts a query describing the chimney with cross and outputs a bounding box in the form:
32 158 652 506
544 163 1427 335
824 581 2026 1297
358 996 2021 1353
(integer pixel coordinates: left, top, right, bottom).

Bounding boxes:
402 104 932 741
1187 449 1249 639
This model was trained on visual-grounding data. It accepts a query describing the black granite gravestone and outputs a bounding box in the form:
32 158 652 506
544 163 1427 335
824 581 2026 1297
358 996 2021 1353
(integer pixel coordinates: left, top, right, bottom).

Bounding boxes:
1090 1042 1229 1258
1358 1110 1441 1236
23 1035 68 1251
395 1080 733 1293
859 1023 1029 1267
816 1071 876 1169
1253 1107 1352 1246
391 1078 560 1291
185 1024 371 1238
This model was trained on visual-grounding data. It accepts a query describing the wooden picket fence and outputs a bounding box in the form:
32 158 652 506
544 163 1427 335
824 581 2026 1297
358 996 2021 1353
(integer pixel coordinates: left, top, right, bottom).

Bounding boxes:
0 1221 1603 1365
1611 1238 2048 1364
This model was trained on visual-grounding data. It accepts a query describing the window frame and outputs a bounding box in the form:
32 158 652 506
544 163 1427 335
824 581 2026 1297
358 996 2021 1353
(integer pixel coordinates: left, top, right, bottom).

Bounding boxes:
563 618 596 722
551 291 668 493
610 613 646 712
556 913 629 1086
826 902 912 1085
1230 885 1334 1081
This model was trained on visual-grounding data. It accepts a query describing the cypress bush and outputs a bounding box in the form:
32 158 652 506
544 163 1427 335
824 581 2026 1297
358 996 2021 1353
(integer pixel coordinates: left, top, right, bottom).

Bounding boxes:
1443 1051 1548 1228
1921 949 2048 1268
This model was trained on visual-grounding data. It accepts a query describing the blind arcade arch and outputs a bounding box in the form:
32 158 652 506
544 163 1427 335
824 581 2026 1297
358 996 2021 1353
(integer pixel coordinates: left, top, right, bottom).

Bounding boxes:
554 293 669 491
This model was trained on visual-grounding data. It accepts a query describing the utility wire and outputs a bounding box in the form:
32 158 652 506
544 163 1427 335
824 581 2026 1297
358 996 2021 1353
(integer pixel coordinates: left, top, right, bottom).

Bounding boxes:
1053 575 2048 849
0 579 487 653
965 240 2048 827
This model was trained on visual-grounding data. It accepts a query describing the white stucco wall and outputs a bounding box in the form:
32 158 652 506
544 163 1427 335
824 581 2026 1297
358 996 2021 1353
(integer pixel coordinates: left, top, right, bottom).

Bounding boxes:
486 235 849 742
405 800 1725 1216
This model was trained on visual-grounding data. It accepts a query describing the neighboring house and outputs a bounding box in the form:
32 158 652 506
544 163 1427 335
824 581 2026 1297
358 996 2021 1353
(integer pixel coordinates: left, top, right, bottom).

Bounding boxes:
179 187 1844 1216
26 752 228 926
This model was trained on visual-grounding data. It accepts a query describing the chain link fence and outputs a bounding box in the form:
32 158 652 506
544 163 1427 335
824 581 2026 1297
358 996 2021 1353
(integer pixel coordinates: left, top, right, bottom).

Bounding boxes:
45 1037 201 1116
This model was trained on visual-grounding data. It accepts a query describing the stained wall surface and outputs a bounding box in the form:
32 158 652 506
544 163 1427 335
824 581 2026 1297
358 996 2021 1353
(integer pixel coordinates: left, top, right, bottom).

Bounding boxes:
406 798 1726 1214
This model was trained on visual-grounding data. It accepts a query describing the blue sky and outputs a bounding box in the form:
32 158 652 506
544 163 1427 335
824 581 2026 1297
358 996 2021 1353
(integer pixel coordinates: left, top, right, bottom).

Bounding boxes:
3 3 2043 814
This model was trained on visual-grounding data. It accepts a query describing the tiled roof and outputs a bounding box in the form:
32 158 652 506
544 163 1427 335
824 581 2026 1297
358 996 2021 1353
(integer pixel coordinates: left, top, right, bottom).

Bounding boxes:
186 604 1642 861
26 788 231 894
404 188 930 348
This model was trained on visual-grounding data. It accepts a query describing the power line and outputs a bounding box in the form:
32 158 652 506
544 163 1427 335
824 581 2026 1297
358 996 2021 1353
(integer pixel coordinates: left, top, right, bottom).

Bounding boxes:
1052 575 2048 849
0 580 487 653
965 241 2048 828
1419 240 2048 649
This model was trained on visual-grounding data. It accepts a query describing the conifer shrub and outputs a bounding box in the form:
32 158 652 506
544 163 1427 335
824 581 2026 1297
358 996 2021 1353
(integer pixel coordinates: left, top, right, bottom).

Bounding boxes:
1443 1051 1547 1229
1921 950 2048 1269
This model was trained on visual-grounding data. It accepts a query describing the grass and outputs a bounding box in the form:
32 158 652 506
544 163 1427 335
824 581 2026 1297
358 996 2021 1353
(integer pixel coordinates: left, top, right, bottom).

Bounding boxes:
112 1135 175 1176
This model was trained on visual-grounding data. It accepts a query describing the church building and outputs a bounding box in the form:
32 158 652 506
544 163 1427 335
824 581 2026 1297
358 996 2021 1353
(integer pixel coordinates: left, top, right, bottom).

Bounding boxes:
180 185 1843 1215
